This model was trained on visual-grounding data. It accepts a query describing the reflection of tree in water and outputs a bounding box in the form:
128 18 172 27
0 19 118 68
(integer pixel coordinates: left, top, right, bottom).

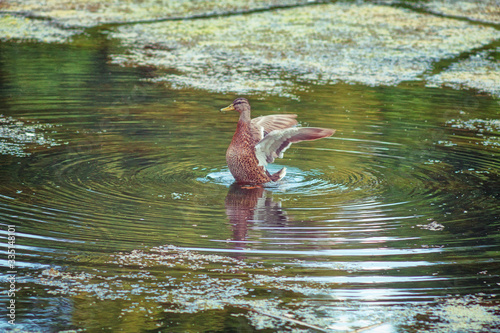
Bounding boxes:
224 184 287 250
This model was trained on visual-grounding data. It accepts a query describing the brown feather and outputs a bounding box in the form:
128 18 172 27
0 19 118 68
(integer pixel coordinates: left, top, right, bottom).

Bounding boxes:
223 97 335 184
250 114 298 141
287 127 335 142
255 127 335 166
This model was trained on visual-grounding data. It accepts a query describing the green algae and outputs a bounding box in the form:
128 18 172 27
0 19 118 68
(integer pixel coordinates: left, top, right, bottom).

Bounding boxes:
415 220 445 231
446 118 500 134
1 1 499 98
0 115 62 157
399 295 500 333
433 297 500 332
445 117 500 149
4 0 497 29
415 0 500 25
109 3 500 99
35 245 500 332
427 49 500 98
0 0 317 28
0 14 81 43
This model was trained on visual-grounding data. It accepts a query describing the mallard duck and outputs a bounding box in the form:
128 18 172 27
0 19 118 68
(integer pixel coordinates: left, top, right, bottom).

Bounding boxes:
221 98 335 184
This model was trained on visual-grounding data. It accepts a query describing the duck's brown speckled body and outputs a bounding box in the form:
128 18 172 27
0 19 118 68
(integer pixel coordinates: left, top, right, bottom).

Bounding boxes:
221 98 335 184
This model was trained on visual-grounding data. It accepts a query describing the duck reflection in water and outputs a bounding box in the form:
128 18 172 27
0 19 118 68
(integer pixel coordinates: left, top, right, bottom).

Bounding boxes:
225 184 287 250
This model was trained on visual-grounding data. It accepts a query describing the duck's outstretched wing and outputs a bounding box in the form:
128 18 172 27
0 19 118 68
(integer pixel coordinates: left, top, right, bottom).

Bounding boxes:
255 127 335 166
250 114 298 141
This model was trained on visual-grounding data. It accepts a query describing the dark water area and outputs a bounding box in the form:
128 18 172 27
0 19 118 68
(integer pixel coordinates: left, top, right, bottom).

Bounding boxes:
0 37 499 332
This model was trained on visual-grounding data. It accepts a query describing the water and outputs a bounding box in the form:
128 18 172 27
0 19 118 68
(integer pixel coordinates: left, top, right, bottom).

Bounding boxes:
0 39 499 332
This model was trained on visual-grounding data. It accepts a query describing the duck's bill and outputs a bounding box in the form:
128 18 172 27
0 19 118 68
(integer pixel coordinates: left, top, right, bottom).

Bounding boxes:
220 103 235 112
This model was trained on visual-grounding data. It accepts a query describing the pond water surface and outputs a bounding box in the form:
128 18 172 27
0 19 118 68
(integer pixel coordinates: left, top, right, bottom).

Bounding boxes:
0 37 499 332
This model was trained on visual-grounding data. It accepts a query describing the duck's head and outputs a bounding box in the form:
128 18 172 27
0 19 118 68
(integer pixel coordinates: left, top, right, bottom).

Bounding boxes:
220 98 250 113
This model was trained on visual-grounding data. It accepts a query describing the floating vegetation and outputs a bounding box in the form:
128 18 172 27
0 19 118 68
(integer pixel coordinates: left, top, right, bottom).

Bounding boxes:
415 0 500 25
0 0 317 28
397 295 500 333
35 245 500 332
0 14 81 43
2 1 499 98
436 140 457 147
0 115 62 157
444 118 500 149
3 0 498 28
110 3 500 98
427 49 500 98
416 220 445 231
446 118 500 134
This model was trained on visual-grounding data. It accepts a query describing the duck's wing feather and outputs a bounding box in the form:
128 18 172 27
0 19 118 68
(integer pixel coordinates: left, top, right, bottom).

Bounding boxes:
255 127 335 166
250 114 298 141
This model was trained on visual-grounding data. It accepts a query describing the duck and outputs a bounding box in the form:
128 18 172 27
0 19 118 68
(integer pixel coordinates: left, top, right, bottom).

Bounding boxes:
220 97 335 184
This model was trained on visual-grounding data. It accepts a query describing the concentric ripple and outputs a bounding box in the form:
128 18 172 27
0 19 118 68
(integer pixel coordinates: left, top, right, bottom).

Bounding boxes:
203 163 383 196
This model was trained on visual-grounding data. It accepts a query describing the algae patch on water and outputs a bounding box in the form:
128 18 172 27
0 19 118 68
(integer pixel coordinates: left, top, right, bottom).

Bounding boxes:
0 14 81 43
0 0 316 28
415 0 500 25
445 117 500 148
2 0 499 98
0 115 62 157
447 118 500 134
35 245 500 332
427 49 500 98
399 295 500 333
109 2 500 99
